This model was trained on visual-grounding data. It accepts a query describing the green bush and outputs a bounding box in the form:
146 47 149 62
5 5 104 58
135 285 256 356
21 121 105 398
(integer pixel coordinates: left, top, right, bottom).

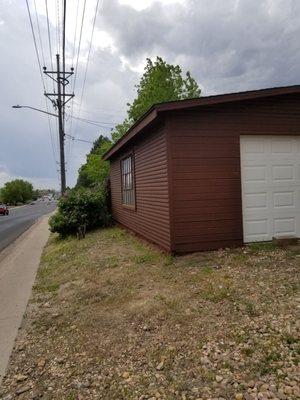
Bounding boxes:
49 188 111 236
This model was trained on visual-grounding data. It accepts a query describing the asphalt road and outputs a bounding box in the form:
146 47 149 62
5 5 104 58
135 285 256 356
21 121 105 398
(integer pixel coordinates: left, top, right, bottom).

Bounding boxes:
0 201 56 253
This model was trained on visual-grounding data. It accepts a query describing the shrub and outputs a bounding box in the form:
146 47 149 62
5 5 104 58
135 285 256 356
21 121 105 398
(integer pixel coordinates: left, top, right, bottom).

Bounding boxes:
49 188 111 237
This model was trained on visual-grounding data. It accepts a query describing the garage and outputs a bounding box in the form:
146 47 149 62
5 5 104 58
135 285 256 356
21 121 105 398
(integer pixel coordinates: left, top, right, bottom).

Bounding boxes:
241 135 300 242
104 85 300 253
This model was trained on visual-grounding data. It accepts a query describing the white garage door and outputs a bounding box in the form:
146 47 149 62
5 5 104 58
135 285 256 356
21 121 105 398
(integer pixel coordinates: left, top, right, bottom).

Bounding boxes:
240 136 300 243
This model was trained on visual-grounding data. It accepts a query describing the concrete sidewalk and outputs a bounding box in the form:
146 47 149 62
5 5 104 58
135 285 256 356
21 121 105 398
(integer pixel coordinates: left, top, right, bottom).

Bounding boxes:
0 217 50 385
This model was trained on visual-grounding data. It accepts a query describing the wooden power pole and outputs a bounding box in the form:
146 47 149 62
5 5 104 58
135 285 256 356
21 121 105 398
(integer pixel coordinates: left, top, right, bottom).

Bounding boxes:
43 54 74 195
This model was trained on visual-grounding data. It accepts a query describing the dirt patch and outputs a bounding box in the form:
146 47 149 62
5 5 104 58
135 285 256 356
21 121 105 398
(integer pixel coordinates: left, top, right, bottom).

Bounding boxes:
1 228 299 400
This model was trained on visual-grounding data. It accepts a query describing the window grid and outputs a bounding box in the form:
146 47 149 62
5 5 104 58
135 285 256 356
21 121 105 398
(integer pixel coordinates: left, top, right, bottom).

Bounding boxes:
121 156 135 206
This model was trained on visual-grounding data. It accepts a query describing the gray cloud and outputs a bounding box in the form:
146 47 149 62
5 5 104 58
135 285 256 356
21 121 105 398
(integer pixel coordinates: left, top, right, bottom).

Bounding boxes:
99 0 300 93
0 0 138 188
1 0 300 189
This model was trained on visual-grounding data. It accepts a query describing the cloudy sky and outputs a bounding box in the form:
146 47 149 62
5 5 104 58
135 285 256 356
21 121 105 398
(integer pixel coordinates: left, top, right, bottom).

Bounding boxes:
1 0 299 190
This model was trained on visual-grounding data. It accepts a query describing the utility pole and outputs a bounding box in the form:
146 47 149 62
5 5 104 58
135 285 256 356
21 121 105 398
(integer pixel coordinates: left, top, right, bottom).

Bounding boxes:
43 54 74 195
56 54 66 194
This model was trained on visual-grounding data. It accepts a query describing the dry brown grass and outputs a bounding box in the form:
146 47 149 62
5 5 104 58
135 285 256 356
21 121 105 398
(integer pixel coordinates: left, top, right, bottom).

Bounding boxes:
1 228 299 400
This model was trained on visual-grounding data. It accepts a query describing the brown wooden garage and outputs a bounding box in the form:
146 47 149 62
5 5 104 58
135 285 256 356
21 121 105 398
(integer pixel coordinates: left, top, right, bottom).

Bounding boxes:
103 85 300 253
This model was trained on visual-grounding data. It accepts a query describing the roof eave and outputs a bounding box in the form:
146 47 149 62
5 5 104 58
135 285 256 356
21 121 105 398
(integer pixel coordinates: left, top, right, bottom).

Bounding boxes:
102 107 158 160
103 85 300 160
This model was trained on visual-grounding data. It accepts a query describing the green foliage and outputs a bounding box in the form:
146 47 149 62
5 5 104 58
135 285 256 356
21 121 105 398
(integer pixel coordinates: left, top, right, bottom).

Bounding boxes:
128 57 201 123
75 57 200 192
111 56 201 142
111 119 132 143
76 135 112 189
49 188 111 236
0 179 35 205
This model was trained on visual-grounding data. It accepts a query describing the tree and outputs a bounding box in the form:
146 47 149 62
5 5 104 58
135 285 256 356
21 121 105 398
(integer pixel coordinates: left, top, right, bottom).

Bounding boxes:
111 57 201 142
0 179 35 205
75 57 200 189
76 135 112 189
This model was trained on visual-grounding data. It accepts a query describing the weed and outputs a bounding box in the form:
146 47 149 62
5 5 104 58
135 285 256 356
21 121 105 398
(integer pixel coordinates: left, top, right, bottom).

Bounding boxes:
248 242 277 252
202 265 214 274
66 393 76 400
35 282 59 294
133 252 155 264
163 254 174 266
284 333 299 346
244 301 259 317
201 284 235 303
257 351 282 375
241 347 255 357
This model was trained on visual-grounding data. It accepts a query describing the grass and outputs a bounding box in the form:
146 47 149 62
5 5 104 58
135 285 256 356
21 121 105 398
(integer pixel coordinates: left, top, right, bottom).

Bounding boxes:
248 241 277 251
1 226 299 400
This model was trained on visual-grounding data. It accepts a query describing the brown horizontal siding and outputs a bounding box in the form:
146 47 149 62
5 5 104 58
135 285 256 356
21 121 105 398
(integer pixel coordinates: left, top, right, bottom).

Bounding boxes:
175 240 242 253
110 125 171 251
169 94 300 253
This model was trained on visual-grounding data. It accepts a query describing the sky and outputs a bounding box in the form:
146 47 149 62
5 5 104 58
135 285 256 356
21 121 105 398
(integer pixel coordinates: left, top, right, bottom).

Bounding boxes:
0 0 299 190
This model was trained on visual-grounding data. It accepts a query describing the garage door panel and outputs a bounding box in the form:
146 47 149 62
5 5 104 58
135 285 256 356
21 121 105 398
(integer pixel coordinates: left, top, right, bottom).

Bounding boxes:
244 192 267 209
244 165 266 182
274 217 296 236
272 165 294 182
273 191 295 208
242 137 266 153
271 138 293 153
241 136 300 242
246 219 269 237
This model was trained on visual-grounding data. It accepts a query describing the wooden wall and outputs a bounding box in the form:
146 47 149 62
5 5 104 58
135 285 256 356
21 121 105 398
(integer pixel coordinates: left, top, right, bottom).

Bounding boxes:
109 124 171 251
167 94 300 253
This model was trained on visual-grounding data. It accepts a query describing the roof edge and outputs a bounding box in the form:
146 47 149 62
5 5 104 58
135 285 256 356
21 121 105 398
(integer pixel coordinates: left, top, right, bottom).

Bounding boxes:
103 84 300 160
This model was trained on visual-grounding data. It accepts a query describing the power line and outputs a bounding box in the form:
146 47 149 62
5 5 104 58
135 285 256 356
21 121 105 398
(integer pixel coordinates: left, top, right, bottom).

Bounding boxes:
72 0 80 67
62 0 67 139
67 0 80 165
70 0 101 161
56 0 61 54
72 0 87 93
77 0 100 110
33 0 46 68
66 113 117 127
65 133 93 144
45 0 55 92
25 0 46 91
68 0 87 166
25 0 58 175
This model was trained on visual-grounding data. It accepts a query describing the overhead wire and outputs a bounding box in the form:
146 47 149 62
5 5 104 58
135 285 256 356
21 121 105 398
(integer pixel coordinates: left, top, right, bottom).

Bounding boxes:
67 0 87 164
77 0 100 113
62 0 67 153
67 0 80 156
25 0 46 91
67 114 117 128
45 0 55 89
71 0 80 68
33 0 47 69
72 0 87 93
56 0 61 54
26 0 59 179
44 0 61 170
69 0 101 161
65 133 93 144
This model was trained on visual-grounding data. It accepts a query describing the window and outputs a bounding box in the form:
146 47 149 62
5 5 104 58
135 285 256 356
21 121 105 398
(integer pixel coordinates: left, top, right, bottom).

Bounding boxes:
121 155 135 206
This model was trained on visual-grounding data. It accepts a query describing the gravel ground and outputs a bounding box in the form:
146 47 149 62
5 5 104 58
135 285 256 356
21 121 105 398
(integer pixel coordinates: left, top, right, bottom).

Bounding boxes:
0 228 299 400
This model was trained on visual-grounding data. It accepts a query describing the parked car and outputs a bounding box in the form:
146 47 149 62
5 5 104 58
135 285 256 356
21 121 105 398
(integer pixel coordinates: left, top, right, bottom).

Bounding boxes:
0 204 9 215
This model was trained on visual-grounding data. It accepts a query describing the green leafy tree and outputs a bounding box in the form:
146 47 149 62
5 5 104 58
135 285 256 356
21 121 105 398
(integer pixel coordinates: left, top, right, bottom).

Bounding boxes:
111 57 201 142
76 135 112 189
1 179 35 205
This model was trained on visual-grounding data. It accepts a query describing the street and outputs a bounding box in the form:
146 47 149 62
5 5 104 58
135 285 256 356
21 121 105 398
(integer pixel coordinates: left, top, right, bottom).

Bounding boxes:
0 201 56 253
